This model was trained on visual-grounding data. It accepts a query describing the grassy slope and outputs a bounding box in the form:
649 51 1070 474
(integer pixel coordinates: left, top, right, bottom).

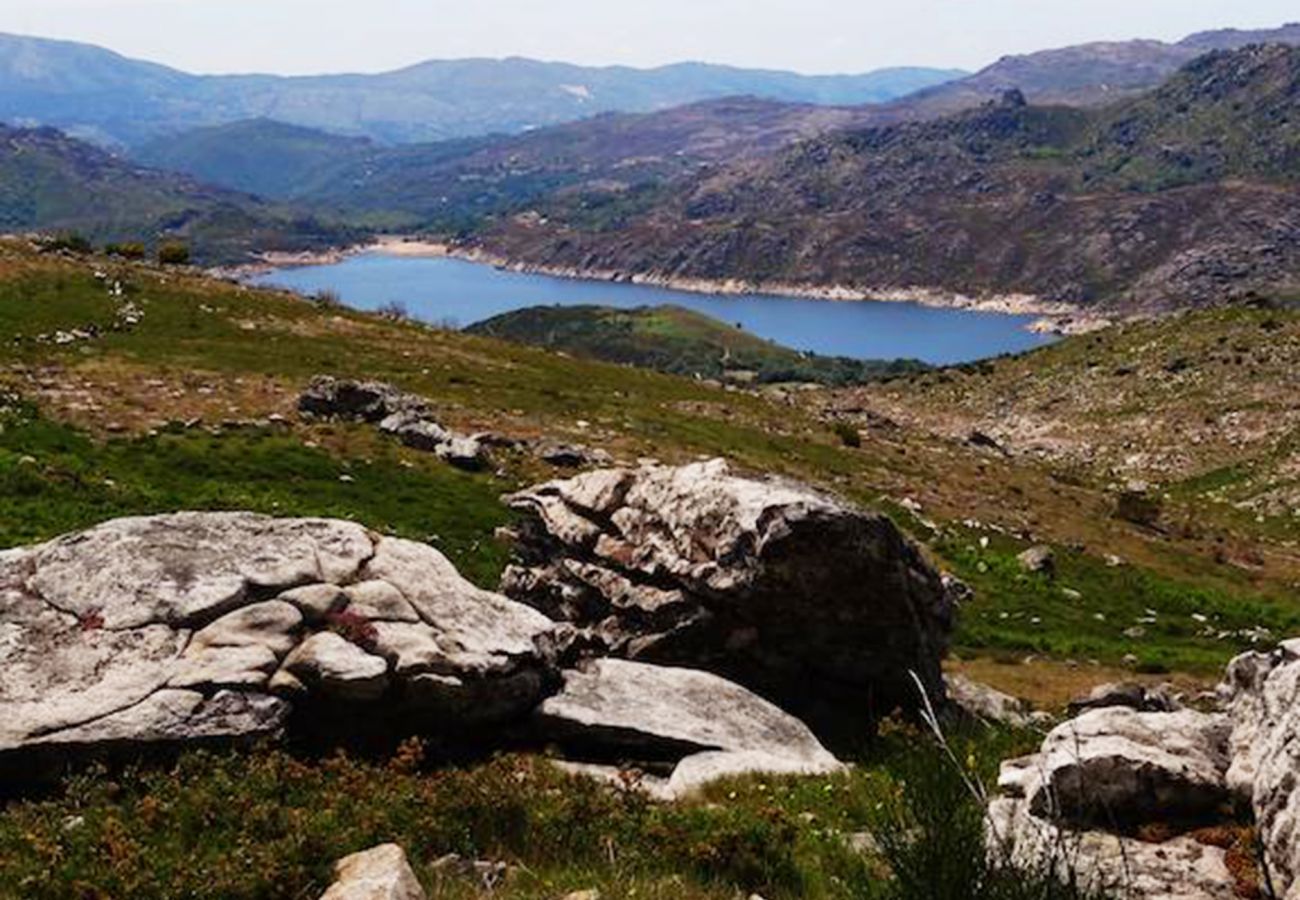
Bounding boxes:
0 240 1287 897
465 303 928 385
2 239 1296 673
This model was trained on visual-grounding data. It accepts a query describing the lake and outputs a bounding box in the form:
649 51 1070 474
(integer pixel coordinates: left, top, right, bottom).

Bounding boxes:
251 253 1054 365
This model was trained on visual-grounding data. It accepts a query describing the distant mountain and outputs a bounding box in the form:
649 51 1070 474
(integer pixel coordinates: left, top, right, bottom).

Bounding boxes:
0 33 964 147
1179 22 1300 50
135 120 378 201
129 21 1300 235
465 304 927 385
140 98 889 232
0 124 357 261
461 46 1300 315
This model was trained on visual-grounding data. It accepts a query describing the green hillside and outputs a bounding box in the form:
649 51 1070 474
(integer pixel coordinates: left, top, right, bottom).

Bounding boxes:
466 303 928 385
0 124 360 262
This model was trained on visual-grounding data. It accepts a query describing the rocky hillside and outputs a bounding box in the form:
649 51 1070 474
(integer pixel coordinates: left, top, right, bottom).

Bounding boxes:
465 304 927 385
3 239 1300 898
465 45 1300 314
0 32 961 148
0 123 358 261
876 22 1299 118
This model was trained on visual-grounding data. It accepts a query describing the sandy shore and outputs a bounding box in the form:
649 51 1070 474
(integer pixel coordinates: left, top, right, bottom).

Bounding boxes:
219 234 1114 336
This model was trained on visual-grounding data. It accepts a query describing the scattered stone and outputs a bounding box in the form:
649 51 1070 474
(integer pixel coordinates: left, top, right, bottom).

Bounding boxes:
298 376 423 423
502 459 957 733
320 843 427 900
533 440 612 468
1067 681 1180 717
1016 546 1055 576
944 673 1036 728
299 376 489 471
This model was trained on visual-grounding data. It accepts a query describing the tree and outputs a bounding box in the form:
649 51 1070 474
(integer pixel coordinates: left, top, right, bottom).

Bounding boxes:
158 242 191 266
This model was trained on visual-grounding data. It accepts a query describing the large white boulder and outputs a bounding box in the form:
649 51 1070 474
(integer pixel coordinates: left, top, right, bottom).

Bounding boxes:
0 513 558 772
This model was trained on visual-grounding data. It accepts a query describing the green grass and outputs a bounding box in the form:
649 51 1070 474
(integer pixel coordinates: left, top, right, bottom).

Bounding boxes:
941 528 1300 673
0 725 1099 900
0 406 512 586
466 304 927 386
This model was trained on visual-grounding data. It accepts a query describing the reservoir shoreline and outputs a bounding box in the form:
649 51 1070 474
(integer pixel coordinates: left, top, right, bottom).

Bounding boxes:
221 235 1109 337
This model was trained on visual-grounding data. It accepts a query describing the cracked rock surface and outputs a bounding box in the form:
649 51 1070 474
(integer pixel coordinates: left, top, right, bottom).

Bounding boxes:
0 512 556 767
502 458 956 733
1 511 844 799
989 638 1300 900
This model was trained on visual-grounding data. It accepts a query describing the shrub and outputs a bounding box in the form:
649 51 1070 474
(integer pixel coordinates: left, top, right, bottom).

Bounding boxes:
105 242 147 260
40 232 93 254
157 242 191 266
832 420 862 448
377 300 409 321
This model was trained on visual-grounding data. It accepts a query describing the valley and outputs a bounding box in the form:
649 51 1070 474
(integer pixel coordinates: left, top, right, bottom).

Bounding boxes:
2 11 1300 900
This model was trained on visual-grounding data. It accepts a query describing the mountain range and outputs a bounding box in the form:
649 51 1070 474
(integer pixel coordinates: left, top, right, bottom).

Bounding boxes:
0 32 963 148
463 44 1300 315
124 21 1300 237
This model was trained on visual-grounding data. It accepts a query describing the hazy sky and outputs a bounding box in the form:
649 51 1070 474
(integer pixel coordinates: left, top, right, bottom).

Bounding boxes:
5 0 1297 75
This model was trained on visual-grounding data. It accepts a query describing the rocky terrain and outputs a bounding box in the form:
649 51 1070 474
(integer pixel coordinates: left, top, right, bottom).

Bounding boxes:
0 503 856 797
988 640 1300 899
1 239 1300 897
465 45 1300 316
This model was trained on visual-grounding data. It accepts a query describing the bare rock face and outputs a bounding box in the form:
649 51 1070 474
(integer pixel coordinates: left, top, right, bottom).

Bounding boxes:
999 707 1232 830
501 459 955 734
320 843 427 900
988 705 1240 900
987 795 1238 900
535 658 842 799
0 513 557 775
1224 641 1300 899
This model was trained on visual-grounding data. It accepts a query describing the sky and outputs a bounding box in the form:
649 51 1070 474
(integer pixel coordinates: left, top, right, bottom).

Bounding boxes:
4 0 1297 76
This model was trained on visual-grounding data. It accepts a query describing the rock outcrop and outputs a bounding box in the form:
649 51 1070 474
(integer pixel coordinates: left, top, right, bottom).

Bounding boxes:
320 844 427 900
534 658 842 799
1 511 845 799
501 459 955 734
989 639 1300 900
1224 640 1300 899
0 512 556 775
989 708 1238 899
298 376 488 470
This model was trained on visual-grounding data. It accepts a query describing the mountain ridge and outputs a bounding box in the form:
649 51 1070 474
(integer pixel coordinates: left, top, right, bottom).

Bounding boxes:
456 45 1300 316
0 32 963 147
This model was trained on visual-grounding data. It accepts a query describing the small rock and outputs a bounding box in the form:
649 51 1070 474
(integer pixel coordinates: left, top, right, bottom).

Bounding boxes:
320 843 426 900
1016 546 1055 576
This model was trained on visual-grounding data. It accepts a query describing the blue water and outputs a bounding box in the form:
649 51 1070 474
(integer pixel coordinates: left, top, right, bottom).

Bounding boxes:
251 253 1054 365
